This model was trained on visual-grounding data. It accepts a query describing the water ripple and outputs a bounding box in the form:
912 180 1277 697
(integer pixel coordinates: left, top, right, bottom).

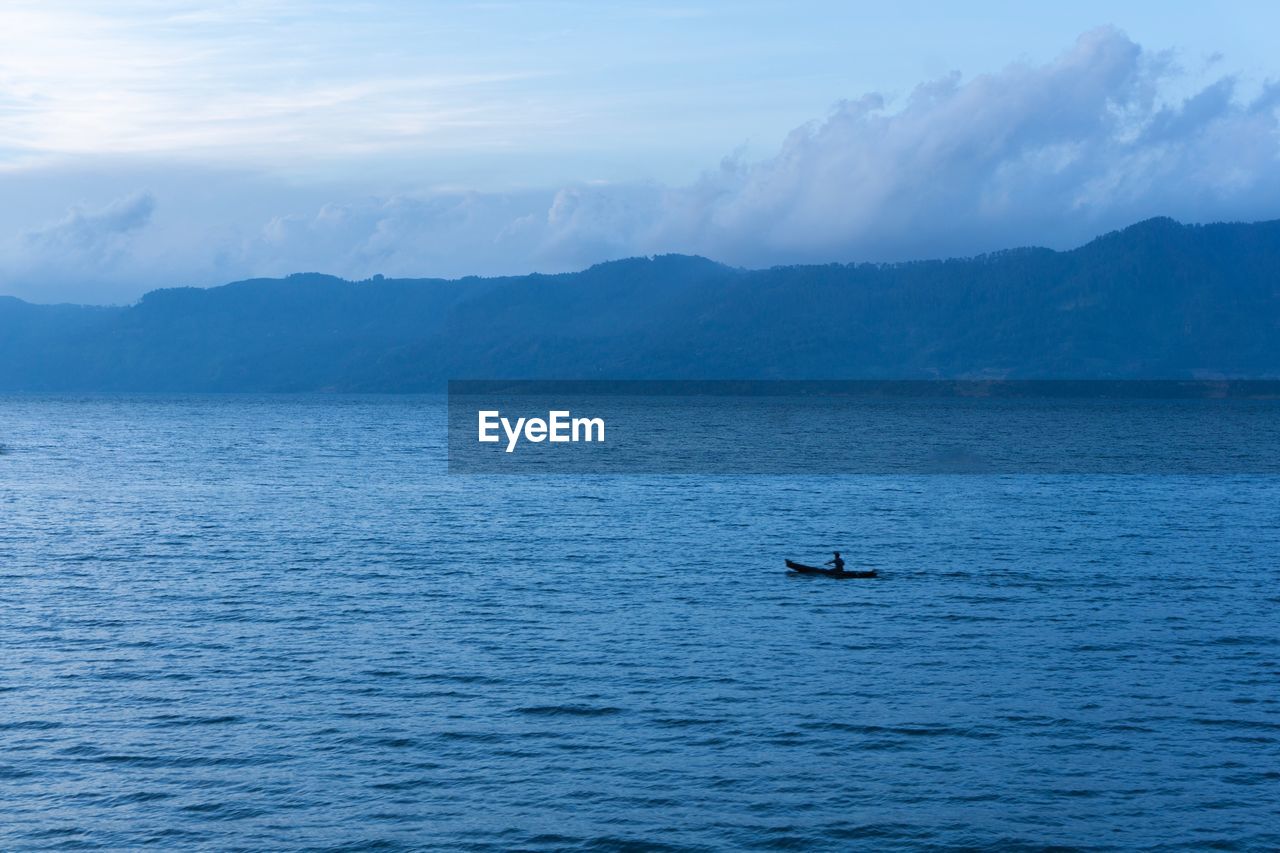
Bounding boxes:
1 395 1278 850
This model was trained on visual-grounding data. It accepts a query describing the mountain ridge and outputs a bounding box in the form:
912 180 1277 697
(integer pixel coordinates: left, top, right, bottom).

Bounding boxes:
2 217 1278 391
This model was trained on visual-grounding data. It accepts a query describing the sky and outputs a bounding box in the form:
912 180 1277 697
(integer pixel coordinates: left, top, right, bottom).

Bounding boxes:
3 1 1280 303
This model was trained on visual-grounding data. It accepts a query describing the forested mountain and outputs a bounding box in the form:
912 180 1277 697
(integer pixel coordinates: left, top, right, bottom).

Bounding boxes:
2 217 1279 391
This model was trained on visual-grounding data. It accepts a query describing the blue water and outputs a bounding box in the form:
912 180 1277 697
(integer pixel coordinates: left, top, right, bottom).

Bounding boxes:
2 395 1278 850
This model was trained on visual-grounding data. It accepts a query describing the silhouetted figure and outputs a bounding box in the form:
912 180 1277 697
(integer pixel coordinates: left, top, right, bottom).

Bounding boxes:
825 551 845 573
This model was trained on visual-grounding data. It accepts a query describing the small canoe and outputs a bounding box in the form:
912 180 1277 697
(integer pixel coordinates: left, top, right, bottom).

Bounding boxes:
785 559 877 579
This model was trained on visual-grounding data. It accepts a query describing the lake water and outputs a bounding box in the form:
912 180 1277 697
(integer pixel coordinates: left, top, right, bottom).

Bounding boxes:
2 395 1278 850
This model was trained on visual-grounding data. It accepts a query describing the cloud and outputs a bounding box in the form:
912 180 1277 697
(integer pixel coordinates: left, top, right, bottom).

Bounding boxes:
0 2 564 168
0 191 157 302
4 27 1280 303
240 27 1280 278
241 192 553 281
532 27 1280 267
23 191 156 259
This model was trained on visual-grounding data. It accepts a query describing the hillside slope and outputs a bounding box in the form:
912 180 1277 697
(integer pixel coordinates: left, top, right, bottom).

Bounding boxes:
2 218 1278 390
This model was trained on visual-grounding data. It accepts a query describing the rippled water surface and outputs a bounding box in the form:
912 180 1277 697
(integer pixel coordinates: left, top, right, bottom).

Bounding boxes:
2 396 1278 850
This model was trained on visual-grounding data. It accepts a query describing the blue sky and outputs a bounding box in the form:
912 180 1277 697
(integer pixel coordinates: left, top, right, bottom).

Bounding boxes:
3 1 1280 302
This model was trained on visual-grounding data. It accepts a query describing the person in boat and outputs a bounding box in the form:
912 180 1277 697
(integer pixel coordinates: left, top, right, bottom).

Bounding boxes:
825 551 845 573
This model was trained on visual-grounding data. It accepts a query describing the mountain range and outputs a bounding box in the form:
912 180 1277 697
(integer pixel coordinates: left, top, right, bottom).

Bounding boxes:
2 217 1279 391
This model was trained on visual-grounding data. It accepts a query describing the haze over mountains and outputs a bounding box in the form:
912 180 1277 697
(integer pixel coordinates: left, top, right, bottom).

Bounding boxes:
2 217 1278 391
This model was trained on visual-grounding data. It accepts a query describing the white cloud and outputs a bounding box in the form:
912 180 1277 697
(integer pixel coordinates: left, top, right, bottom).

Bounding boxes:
23 191 156 252
0 191 158 302
0 1 557 167
531 27 1280 267
246 26 1280 278
4 28 1280 303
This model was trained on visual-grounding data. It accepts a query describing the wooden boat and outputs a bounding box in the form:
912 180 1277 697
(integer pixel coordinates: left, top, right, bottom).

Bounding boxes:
785 559 877 579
